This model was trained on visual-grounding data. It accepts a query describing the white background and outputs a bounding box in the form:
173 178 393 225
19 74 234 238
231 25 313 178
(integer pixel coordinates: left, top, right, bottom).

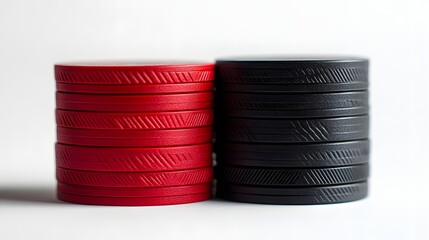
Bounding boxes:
0 0 428 239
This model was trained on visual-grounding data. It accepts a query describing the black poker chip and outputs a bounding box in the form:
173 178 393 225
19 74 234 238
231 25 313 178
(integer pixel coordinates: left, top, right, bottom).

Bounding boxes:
216 164 369 186
217 181 367 196
215 140 370 167
218 91 369 118
217 115 369 143
216 57 369 93
217 182 368 205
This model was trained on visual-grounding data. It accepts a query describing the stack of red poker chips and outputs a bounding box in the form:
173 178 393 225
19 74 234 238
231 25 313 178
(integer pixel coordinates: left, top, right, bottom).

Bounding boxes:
55 62 215 206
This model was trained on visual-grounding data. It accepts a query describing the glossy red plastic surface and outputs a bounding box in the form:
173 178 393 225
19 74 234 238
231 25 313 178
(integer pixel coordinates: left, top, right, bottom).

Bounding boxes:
58 191 211 206
56 167 213 187
56 109 213 130
58 182 211 197
56 82 214 94
55 63 214 84
56 143 212 171
56 92 213 112
57 127 213 147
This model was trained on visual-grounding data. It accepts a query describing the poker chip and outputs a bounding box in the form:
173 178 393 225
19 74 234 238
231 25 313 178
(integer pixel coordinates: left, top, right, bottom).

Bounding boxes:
217 183 367 205
218 91 369 118
55 63 215 84
58 182 211 198
56 109 213 130
56 82 214 94
217 181 367 196
216 57 368 93
215 140 369 167
56 167 213 187
57 126 213 147
55 62 215 206
216 164 369 186
56 91 213 112
58 191 212 206
217 181 368 205
217 116 369 143
56 143 212 172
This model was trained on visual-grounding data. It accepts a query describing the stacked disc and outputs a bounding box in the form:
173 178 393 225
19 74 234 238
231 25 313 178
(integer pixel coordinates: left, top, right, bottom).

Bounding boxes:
215 57 370 204
55 62 214 206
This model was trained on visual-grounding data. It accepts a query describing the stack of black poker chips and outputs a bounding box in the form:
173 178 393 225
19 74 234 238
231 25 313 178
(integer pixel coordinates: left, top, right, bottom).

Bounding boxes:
215 57 370 204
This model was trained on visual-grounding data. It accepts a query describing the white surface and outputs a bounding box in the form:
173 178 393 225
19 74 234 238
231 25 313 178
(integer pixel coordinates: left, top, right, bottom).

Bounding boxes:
0 0 428 239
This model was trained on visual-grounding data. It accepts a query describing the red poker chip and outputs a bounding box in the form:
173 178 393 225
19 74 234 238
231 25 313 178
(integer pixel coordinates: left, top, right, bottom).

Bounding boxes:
56 167 213 187
56 109 213 130
57 182 211 198
56 82 214 94
57 127 213 147
56 143 212 172
57 191 211 206
55 63 214 85
56 92 213 112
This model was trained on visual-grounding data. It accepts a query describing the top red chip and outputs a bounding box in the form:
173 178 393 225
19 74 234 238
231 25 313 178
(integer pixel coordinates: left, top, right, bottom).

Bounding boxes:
55 62 215 85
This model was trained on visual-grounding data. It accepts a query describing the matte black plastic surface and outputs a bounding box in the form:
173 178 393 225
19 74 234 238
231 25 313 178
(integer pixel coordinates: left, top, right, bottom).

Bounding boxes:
217 181 367 196
216 164 369 186
216 57 369 93
217 115 369 143
216 140 370 167
218 91 369 118
217 182 368 205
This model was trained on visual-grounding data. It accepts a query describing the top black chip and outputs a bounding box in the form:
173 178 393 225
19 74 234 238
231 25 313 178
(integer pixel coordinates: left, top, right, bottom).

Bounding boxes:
216 56 369 93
